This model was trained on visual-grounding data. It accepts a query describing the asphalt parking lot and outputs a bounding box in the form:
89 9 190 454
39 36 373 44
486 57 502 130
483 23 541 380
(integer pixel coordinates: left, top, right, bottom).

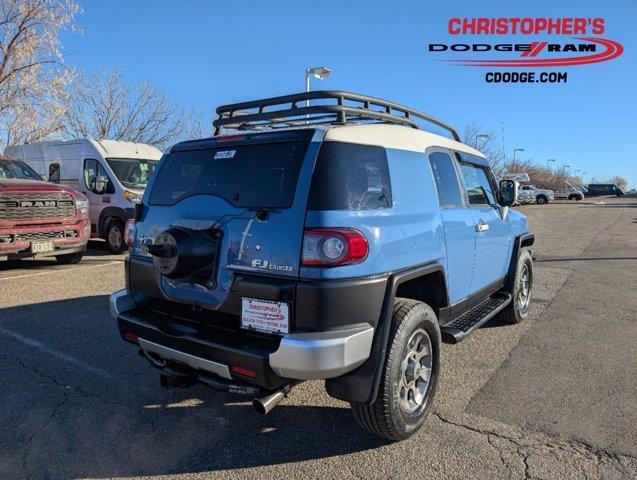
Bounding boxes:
1 197 636 480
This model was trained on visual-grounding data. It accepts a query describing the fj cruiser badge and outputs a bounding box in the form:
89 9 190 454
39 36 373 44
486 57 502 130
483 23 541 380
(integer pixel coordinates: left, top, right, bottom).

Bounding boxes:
251 259 294 272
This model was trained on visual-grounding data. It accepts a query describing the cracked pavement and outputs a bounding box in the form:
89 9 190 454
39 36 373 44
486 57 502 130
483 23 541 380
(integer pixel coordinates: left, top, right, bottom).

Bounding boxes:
0 197 635 479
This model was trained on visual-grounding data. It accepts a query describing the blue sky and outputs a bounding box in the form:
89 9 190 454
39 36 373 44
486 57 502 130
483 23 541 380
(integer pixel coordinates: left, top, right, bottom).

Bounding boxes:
61 0 636 187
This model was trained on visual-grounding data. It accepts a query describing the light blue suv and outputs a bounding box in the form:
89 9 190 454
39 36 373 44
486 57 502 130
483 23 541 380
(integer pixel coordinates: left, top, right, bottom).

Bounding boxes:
110 91 534 441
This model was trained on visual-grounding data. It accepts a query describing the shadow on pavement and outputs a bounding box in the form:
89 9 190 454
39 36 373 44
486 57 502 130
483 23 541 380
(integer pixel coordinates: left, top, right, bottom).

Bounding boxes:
534 256 637 263
0 295 387 479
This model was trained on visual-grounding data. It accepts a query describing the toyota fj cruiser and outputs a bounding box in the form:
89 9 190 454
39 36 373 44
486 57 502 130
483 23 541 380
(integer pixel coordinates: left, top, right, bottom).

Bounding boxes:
110 91 534 441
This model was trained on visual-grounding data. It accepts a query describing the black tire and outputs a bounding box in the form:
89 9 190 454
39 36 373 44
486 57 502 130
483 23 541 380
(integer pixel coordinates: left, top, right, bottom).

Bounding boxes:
105 219 126 254
55 252 83 264
351 298 441 441
498 249 533 324
536 195 547 205
568 194 577 201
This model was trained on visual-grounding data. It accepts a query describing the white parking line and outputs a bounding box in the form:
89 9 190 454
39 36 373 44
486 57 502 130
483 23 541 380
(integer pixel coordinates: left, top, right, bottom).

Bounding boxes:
0 325 116 380
0 260 121 281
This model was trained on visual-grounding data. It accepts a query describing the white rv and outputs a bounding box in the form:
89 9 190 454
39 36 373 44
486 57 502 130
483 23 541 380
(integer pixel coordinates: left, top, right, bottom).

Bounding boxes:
4 139 163 253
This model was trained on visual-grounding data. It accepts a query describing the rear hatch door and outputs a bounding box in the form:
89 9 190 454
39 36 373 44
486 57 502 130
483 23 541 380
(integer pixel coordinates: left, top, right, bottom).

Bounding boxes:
131 129 321 318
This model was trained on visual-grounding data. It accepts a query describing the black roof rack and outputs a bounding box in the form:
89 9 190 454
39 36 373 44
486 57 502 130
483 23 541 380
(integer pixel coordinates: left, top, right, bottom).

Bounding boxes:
213 90 460 141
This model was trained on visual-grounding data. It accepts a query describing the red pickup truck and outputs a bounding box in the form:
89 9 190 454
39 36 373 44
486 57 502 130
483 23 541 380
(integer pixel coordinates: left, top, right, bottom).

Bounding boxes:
0 156 90 264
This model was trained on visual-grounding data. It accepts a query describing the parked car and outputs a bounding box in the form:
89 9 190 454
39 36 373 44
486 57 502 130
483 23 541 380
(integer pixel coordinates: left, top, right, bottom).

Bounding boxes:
4 139 162 253
519 184 554 204
0 156 89 263
516 185 535 205
585 183 624 197
554 181 585 201
110 91 534 441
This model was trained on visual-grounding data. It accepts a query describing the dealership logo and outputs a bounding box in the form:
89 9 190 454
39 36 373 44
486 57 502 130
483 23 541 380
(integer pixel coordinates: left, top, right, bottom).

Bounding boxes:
430 37 623 67
428 17 624 83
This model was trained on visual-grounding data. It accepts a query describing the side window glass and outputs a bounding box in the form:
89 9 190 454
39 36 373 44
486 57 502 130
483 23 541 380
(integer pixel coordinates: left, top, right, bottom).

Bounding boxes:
428 151 464 207
308 142 392 211
459 162 496 205
84 159 97 190
0 161 13 178
97 162 115 193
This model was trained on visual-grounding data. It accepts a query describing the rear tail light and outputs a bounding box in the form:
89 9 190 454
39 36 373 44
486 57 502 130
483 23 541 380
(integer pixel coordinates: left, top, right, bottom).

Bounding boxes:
124 219 136 247
302 228 368 267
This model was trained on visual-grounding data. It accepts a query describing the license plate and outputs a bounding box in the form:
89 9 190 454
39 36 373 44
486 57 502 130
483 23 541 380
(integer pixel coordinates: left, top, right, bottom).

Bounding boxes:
30 240 54 254
241 298 289 335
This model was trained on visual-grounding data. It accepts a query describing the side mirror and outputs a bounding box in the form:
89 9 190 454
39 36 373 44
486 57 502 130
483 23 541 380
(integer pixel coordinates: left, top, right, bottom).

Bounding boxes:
499 180 517 207
89 176 97 191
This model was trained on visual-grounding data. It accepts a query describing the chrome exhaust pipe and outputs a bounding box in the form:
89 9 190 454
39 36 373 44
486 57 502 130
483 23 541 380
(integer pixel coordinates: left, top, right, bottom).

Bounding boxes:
252 382 298 415
253 390 286 415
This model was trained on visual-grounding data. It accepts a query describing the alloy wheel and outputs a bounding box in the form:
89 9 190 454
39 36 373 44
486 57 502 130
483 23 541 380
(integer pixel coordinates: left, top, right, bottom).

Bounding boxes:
399 328 433 414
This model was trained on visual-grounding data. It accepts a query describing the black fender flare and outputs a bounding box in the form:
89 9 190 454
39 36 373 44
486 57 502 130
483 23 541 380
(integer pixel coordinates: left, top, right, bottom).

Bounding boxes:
98 206 134 238
325 262 447 404
503 231 534 291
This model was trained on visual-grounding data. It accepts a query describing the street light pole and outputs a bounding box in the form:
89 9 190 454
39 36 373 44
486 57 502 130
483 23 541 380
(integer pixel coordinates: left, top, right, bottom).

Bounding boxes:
563 164 571 177
513 148 524 162
304 66 332 108
547 158 555 169
476 134 490 150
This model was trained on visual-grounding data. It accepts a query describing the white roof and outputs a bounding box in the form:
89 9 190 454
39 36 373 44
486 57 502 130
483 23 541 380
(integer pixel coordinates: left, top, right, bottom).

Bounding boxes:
5 139 162 160
87 139 163 159
323 124 485 158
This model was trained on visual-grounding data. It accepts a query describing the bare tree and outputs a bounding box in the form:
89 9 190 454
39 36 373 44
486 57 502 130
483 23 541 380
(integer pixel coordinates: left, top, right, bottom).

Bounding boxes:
62 69 198 149
0 0 80 147
609 175 628 190
459 123 506 173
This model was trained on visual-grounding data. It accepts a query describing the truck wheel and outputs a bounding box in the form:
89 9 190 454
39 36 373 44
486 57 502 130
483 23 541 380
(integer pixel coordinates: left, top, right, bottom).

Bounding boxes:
536 195 547 204
351 298 440 441
55 252 83 264
106 219 126 254
568 194 577 201
499 249 533 324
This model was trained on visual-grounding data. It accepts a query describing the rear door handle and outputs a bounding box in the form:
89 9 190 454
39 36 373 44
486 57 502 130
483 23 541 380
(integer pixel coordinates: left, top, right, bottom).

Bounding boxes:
475 223 489 233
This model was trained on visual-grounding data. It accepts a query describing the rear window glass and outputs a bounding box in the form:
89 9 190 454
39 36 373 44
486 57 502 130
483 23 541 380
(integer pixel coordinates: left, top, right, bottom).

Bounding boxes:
308 142 392 211
148 141 310 208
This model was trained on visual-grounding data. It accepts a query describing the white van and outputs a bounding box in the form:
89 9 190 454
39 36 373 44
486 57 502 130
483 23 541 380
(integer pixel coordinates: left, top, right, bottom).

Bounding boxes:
4 139 163 253
554 181 585 201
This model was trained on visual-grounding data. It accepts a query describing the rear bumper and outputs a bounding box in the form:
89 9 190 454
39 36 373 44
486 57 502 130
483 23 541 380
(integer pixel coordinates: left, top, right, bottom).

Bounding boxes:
110 289 374 387
0 217 90 259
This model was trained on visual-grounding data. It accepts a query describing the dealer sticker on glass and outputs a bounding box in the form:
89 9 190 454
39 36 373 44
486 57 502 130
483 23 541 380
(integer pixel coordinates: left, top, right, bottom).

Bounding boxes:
241 298 289 335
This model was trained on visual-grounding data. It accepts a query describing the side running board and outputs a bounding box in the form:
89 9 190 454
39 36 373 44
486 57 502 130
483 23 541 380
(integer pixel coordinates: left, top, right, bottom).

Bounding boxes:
441 292 512 343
